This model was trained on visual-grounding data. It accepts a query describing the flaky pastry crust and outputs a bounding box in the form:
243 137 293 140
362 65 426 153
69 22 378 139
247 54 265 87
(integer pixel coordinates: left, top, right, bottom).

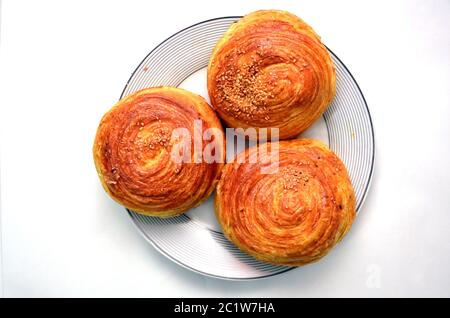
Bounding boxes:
215 139 355 265
207 10 336 139
93 87 225 217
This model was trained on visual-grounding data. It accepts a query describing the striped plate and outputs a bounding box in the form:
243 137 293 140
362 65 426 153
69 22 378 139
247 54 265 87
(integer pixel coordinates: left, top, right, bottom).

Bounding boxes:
120 17 375 280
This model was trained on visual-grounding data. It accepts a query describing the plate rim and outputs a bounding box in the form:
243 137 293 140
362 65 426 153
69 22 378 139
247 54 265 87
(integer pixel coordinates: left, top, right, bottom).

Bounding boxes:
126 209 295 281
121 16 376 281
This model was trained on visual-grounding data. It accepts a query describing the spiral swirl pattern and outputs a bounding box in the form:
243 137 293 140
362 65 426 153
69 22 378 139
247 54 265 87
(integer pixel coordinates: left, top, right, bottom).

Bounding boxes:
215 139 355 266
207 10 336 140
94 87 225 217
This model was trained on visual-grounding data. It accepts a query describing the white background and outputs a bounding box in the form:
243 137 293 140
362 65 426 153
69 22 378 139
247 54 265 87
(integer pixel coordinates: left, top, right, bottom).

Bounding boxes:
1 0 449 297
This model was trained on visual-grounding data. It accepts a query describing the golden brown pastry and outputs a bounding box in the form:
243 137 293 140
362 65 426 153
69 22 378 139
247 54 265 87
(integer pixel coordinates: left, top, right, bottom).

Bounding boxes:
93 87 225 217
207 10 336 140
215 139 355 266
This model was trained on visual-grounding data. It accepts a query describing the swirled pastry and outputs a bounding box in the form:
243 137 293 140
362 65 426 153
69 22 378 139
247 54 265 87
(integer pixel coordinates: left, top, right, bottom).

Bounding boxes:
215 139 355 265
93 87 225 217
207 10 336 139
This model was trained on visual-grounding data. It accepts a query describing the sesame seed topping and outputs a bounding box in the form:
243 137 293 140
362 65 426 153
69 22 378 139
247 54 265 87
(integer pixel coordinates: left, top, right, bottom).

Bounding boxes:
215 55 275 121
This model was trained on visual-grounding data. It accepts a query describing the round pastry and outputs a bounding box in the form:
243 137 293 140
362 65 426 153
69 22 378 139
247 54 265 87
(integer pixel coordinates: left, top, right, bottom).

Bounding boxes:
93 87 225 217
215 139 355 266
207 10 336 140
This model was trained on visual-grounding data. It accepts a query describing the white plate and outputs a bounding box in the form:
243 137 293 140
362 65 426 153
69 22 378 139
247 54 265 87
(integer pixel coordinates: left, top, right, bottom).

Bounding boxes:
120 17 375 280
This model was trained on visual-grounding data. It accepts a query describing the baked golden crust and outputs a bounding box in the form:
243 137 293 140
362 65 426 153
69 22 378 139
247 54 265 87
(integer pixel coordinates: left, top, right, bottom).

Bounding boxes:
93 87 225 217
215 139 355 266
207 10 336 140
